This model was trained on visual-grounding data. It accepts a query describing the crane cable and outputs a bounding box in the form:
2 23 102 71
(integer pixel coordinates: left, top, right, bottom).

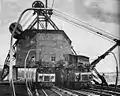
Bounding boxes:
53 9 119 88
53 9 119 42
53 13 114 43
109 52 119 91
9 36 16 96
53 13 113 43
53 9 119 39
9 8 36 96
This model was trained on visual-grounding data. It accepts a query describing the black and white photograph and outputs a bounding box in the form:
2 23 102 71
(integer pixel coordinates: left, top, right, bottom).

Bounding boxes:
0 0 120 96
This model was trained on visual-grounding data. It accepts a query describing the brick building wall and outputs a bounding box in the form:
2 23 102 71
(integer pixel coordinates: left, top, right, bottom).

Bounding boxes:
16 29 73 67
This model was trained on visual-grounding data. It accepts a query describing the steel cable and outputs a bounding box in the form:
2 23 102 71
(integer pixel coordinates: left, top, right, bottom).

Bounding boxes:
109 52 119 91
53 12 114 43
53 9 119 42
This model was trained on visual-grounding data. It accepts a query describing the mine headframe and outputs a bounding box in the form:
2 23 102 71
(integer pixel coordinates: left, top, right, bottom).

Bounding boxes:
1 0 59 81
9 0 59 40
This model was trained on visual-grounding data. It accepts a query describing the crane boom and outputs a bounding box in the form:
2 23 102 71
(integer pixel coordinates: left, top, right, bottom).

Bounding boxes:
53 9 120 85
90 43 118 70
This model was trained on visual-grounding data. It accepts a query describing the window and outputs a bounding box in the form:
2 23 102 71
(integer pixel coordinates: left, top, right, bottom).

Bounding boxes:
31 56 35 62
51 56 56 61
64 54 69 61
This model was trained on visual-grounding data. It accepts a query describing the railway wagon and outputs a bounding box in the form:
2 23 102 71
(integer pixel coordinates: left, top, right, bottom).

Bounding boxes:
36 67 56 88
55 67 93 89
16 66 56 89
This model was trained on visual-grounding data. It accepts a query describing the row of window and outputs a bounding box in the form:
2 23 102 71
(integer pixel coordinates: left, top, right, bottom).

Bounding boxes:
30 55 56 62
30 55 89 63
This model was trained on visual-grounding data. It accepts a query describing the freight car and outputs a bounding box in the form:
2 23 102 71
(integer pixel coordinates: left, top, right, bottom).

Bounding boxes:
55 67 93 89
36 66 56 88
55 54 93 89
15 66 56 89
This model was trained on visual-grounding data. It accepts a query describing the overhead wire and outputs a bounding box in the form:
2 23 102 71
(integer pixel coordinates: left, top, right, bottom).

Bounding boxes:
109 52 119 92
53 13 111 43
8 8 37 96
54 9 120 39
53 9 119 43
53 12 114 43
53 9 119 88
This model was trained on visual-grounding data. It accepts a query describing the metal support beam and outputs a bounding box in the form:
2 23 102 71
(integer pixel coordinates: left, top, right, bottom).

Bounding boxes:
45 0 48 29
48 18 59 30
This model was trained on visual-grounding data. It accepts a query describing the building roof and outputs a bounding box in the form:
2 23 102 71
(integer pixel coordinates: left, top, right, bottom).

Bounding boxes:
77 55 89 60
23 29 72 44
65 54 89 60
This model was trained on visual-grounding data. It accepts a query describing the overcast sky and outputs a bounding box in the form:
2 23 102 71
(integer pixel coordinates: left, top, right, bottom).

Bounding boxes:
0 0 120 72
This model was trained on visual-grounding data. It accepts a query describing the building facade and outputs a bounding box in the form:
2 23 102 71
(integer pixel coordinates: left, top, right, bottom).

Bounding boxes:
16 29 73 67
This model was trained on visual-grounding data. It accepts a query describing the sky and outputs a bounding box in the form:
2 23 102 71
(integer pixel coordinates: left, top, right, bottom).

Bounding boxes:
0 0 120 72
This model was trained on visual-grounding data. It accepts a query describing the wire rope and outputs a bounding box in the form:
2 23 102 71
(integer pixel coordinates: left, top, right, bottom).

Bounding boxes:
53 9 120 41
109 52 119 92
53 12 114 43
9 8 39 96
55 9 120 39
53 10 120 91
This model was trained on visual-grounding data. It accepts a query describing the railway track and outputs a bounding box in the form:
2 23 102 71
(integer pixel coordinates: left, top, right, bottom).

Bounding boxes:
34 88 63 96
53 85 120 96
93 84 120 93
87 84 120 96
27 85 120 96
89 88 120 96
81 88 117 96
53 86 78 96
53 86 99 96
44 89 63 96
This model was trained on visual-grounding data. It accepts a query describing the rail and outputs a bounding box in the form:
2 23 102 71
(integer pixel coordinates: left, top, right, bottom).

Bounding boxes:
42 89 49 96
